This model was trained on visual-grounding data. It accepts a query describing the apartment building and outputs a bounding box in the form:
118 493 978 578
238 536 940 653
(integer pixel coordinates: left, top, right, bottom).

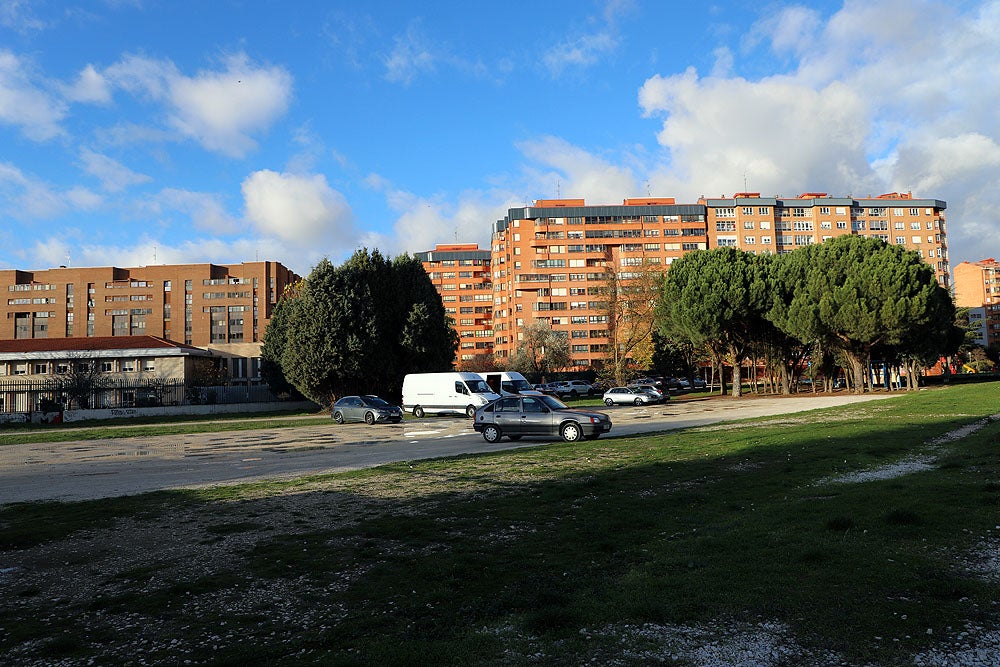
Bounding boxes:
482 193 950 369
953 258 1000 346
489 198 707 368
0 262 300 379
702 191 949 287
414 244 494 363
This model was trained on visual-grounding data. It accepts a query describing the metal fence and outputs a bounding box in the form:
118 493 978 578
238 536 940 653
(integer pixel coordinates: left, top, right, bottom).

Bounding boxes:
0 377 286 414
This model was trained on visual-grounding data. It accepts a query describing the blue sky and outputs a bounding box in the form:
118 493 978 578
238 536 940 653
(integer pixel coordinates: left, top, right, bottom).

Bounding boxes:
2 0 999 276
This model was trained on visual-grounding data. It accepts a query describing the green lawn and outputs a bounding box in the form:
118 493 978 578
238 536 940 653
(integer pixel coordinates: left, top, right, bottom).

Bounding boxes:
1 384 999 665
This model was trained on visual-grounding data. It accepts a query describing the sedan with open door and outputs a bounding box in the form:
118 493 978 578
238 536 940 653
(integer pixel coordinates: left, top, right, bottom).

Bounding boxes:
331 395 404 425
473 394 612 443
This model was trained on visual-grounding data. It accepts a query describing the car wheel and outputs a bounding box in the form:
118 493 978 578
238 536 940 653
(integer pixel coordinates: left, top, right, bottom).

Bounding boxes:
413 406 425 418
332 411 344 424
561 422 582 442
466 405 476 418
482 425 502 443
569 390 578 398
364 411 376 425
634 397 643 405
604 398 614 406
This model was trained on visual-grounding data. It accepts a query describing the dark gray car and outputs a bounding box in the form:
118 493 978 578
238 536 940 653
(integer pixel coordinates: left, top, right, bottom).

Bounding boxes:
472 394 612 443
331 395 403 425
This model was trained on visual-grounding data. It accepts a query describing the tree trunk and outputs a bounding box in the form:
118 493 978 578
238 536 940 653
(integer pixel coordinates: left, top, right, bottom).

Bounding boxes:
846 353 866 394
730 351 743 397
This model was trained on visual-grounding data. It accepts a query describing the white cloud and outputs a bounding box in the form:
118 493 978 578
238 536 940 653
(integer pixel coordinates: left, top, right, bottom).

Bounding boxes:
363 174 515 257
0 1 46 32
0 50 66 140
241 170 355 250
155 188 239 234
632 0 1000 264
79 148 151 192
102 52 293 157
384 21 436 84
517 136 639 203
63 64 113 104
542 0 633 76
0 162 69 219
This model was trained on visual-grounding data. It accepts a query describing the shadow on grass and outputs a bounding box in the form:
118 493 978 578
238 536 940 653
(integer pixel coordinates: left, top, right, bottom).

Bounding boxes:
2 385 999 665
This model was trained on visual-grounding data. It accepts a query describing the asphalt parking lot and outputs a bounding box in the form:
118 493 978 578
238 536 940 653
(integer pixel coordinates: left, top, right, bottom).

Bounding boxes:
0 393 895 504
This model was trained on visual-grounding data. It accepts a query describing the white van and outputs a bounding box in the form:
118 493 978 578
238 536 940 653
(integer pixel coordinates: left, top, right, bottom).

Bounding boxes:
402 372 501 418
477 371 543 397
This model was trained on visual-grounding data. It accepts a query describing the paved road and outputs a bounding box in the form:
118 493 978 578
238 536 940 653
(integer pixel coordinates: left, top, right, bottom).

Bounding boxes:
0 393 894 504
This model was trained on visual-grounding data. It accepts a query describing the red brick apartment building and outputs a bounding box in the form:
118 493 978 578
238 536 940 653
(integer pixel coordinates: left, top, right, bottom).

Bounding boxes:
476 193 949 369
702 191 949 287
0 262 300 379
415 244 494 364
953 258 1000 347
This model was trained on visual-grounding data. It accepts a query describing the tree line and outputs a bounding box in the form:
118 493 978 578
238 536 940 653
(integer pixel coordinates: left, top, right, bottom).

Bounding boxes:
657 235 962 395
262 236 962 406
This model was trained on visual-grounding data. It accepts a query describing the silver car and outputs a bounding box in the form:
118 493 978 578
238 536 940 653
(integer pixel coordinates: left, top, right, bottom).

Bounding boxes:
331 395 403 425
473 394 612 443
602 386 660 406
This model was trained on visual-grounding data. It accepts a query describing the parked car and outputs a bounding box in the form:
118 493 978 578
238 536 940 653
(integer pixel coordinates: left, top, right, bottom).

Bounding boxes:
628 383 667 402
690 378 707 389
602 386 660 406
549 380 596 398
533 383 560 395
331 395 403 424
473 394 612 443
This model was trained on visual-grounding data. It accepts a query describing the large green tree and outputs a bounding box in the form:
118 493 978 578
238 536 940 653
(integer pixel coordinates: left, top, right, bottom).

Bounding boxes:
658 247 769 397
768 235 954 392
261 249 456 406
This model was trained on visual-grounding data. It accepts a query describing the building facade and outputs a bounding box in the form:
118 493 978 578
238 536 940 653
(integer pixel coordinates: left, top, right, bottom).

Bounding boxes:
702 191 949 287
473 192 950 369
953 258 1000 347
415 244 494 364
0 262 300 379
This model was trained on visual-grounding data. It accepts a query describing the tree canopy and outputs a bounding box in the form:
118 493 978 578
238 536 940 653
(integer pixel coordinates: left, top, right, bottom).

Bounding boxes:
261 249 456 406
658 236 961 394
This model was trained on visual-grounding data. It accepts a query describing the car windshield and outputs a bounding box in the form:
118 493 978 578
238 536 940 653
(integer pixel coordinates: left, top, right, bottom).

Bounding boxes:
466 379 494 394
539 395 569 410
361 396 389 407
508 378 533 391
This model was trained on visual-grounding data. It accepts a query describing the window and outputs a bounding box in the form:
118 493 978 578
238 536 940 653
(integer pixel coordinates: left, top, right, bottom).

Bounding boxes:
101 361 114 372
744 236 756 245
912 236 922 244
743 220 755 229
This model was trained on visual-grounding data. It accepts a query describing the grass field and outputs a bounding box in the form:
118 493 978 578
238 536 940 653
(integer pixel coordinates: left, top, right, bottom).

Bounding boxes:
1 384 999 665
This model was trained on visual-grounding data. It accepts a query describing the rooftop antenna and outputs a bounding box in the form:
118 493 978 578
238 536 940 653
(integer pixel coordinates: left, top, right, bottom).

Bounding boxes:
65 251 71 267
152 245 157 264
743 171 748 192
557 179 561 198
646 181 651 196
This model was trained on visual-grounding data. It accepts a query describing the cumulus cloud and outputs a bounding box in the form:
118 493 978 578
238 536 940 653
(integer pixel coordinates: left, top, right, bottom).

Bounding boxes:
0 50 66 140
63 64 113 104
517 136 639 203
0 162 71 219
101 52 293 157
632 0 1000 264
79 148 151 192
154 188 239 234
241 170 355 250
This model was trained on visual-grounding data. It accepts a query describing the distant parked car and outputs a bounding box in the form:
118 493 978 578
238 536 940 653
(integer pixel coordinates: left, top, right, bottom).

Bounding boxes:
331 395 403 425
690 378 707 389
628 383 667 402
603 386 660 406
473 394 612 443
550 380 595 398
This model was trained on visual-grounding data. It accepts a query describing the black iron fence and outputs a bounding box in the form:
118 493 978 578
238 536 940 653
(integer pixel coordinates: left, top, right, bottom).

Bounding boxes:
0 378 286 414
